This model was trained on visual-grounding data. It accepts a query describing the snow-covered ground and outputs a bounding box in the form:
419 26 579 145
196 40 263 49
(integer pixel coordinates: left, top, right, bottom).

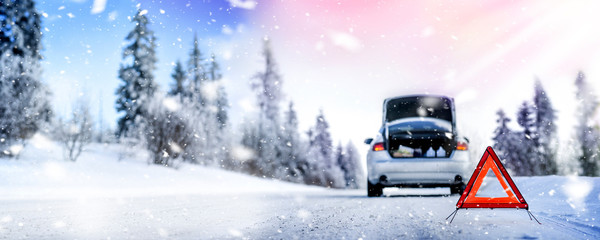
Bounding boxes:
1 135 599 239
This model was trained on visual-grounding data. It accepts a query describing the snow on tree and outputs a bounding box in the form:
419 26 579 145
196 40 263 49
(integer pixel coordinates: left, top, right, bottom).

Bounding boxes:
305 110 344 188
209 53 229 130
517 101 534 138
574 71 600 176
241 39 285 178
336 141 364 189
334 142 345 183
115 10 158 138
206 53 231 167
207 53 221 82
251 39 282 122
186 34 206 103
176 35 222 165
0 0 52 157
168 60 186 99
280 102 306 183
493 80 559 176
515 101 537 176
215 85 229 130
240 119 261 173
143 94 195 166
1 0 42 57
54 101 92 162
532 79 558 175
493 109 522 175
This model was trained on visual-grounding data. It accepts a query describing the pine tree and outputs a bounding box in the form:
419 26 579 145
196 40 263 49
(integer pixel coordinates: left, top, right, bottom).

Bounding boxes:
516 102 536 176
0 0 51 156
143 94 196 166
305 127 326 186
168 60 186 99
207 53 221 82
334 142 345 185
335 141 363 188
343 141 364 189
215 86 229 130
251 39 282 121
14 0 42 58
187 34 206 103
240 119 260 173
208 53 228 130
0 0 42 57
164 58 205 165
532 79 558 175
0 3 10 51
517 101 534 138
493 109 521 174
207 53 230 167
280 102 306 182
241 39 285 178
115 10 158 138
306 110 344 188
574 71 600 176
175 36 212 164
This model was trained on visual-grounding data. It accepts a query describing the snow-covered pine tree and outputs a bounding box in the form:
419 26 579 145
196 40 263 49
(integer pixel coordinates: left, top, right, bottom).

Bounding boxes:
207 53 231 167
180 35 222 165
242 39 285 178
347 141 365 189
574 71 600 176
0 3 10 50
208 53 229 130
251 39 282 122
240 119 260 173
207 53 221 82
215 85 229 130
168 60 186 99
0 0 51 157
143 94 195 166
516 102 537 176
115 10 158 138
187 34 206 103
334 142 345 185
306 110 344 188
280 102 306 183
532 79 558 175
304 127 326 186
492 109 521 174
337 141 363 189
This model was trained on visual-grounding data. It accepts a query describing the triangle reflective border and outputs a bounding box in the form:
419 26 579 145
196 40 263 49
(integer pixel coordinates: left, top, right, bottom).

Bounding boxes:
457 146 528 209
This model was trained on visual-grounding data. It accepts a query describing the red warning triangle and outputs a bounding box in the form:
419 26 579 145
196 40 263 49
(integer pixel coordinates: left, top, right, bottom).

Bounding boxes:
456 146 528 209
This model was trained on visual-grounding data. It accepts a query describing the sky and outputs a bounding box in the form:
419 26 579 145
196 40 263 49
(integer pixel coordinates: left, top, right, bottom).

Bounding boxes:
35 0 600 160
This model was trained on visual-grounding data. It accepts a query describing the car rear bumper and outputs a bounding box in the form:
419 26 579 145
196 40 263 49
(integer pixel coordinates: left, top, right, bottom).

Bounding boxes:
367 150 471 187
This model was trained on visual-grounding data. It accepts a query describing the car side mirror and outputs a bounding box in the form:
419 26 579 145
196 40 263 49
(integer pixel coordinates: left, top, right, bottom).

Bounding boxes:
364 138 373 145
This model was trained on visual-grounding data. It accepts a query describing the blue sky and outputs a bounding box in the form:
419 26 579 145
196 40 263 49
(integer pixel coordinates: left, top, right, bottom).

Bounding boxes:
37 0 255 130
32 0 600 162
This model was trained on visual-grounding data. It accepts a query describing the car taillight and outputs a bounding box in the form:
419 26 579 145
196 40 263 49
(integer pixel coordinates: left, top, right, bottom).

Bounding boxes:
373 142 385 151
456 141 468 151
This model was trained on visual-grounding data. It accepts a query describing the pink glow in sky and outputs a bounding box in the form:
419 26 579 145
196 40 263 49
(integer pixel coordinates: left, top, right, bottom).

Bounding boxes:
237 0 600 161
36 0 600 167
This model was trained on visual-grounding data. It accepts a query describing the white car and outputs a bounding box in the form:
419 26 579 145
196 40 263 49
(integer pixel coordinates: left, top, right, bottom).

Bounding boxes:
365 95 471 197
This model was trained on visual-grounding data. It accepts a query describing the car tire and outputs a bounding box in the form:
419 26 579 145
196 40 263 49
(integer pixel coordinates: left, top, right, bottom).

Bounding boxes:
450 183 466 195
367 180 383 197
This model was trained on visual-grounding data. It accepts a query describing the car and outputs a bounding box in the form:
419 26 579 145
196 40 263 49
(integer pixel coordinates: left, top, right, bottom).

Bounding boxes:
364 95 471 197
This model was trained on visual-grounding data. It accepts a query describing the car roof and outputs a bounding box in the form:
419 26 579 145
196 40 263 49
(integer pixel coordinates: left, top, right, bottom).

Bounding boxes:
384 94 453 103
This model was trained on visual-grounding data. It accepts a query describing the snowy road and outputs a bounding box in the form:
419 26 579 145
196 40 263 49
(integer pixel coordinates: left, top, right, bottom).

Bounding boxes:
1 143 599 239
2 184 599 239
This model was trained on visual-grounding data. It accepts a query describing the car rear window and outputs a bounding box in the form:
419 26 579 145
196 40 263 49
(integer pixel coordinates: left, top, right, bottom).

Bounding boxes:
385 96 453 122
